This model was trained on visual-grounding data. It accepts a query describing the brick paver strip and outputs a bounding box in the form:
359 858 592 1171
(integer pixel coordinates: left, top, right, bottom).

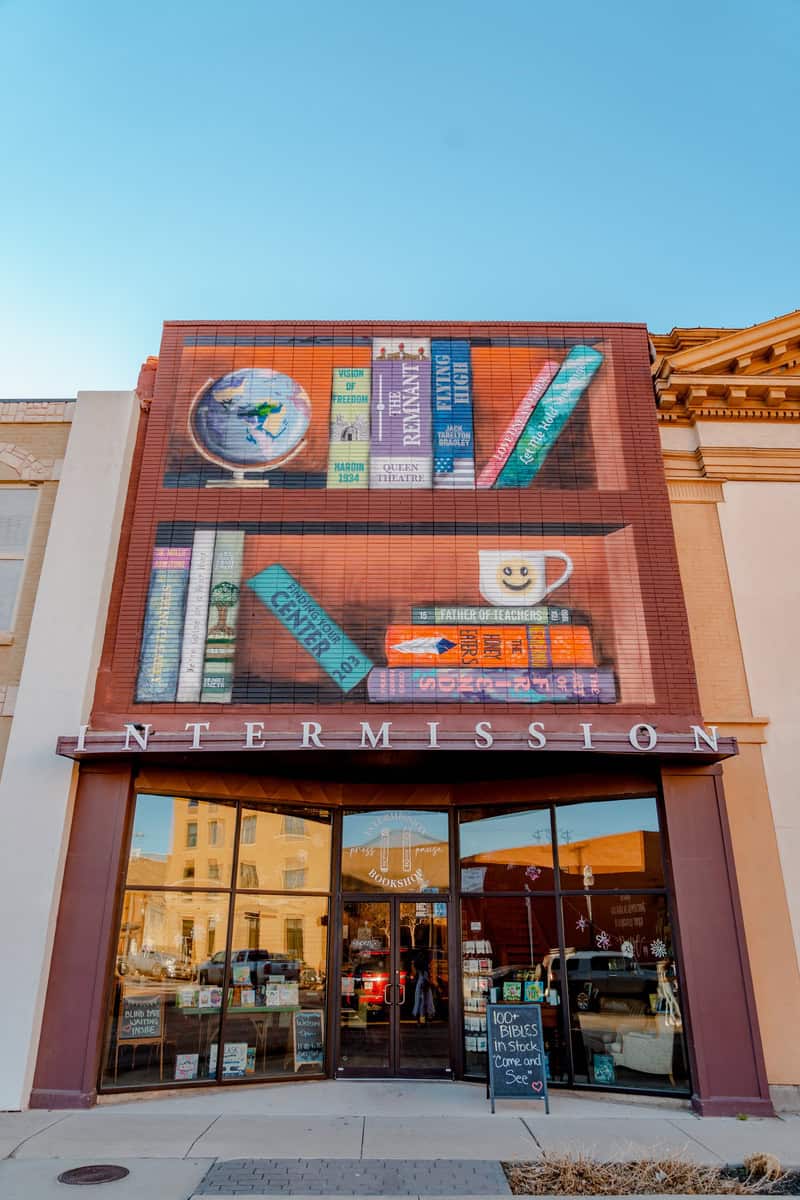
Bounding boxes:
195 1158 511 1195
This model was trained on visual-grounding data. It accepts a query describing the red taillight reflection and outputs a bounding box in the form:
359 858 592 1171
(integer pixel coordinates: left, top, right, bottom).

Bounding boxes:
353 970 407 996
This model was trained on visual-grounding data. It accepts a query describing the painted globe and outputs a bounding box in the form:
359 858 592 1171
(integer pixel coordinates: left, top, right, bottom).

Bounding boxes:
190 368 311 470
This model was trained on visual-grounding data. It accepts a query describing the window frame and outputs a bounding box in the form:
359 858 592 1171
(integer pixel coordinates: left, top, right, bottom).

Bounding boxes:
0 484 40 637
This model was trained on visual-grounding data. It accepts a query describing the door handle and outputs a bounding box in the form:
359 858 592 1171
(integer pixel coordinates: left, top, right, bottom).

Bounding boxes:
397 984 406 1006
383 984 393 1005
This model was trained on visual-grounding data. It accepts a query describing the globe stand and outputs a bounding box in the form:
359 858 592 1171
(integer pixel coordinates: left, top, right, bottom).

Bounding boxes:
206 470 272 489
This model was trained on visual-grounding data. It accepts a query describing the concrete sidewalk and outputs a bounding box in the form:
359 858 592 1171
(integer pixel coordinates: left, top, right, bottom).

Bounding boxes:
0 1082 797 1199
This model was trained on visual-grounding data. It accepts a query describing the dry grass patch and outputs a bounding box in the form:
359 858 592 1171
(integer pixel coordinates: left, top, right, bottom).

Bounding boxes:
504 1152 795 1195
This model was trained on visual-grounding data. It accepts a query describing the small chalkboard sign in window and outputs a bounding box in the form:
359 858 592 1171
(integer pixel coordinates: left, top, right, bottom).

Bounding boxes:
119 993 163 1042
486 1003 549 1114
293 1009 324 1072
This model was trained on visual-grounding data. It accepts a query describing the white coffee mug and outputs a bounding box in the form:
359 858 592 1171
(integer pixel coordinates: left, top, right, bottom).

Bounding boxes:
479 549 573 606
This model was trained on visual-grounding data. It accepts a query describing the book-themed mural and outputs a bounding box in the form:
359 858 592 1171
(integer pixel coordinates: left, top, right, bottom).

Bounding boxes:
135 526 654 707
120 321 693 715
164 335 616 491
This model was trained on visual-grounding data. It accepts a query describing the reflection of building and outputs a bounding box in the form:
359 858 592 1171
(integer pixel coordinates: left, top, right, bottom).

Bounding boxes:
467 830 664 890
124 797 331 976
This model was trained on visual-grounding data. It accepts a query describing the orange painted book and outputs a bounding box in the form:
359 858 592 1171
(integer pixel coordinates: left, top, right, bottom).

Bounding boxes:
384 625 595 669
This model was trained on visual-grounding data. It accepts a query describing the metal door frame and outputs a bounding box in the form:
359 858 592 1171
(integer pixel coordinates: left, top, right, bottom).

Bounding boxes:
334 894 453 1078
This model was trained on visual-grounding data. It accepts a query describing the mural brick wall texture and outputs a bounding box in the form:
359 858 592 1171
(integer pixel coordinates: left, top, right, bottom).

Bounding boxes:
92 322 701 729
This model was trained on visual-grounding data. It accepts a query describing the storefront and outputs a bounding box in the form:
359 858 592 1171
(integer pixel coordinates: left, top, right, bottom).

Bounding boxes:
31 320 772 1114
92 780 690 1094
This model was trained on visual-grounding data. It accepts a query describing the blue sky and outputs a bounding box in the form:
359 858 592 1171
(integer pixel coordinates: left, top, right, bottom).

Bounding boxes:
1 0 797 397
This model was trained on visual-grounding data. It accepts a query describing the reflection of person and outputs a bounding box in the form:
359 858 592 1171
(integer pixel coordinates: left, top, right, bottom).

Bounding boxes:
657 960 682 1028
412 950 435 1022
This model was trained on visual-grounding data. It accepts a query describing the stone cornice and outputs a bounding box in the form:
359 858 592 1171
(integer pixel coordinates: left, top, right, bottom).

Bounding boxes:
666 475 725 499
657 309 800 375
0 401 75 424
663 447 800 483
703 718 769 745
656 372 800 422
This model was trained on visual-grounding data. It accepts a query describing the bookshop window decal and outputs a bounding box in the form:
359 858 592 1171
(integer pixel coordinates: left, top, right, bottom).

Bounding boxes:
341 810 449 893
130 327 673 710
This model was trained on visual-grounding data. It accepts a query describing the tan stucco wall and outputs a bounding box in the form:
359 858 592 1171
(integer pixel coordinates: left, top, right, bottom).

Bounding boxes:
0 416 73 777
717 481 800 968
664 458 800 1087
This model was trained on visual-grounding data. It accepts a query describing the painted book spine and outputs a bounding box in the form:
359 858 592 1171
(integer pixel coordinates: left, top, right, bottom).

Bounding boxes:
247 563 373 692
200 530 245 703
369 345 432 488
476 360 559 488
411 604 575 625
385 625 595 668
326 366 371 489
387 625 531 669
136 546 192 702
366 666 617 703
176 529 216 702
431 339 474 488
495 345 604 488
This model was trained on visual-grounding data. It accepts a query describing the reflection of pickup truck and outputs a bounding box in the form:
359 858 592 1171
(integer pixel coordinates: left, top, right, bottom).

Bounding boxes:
121 950 193 980
196 949 301 985
546 951 657 1004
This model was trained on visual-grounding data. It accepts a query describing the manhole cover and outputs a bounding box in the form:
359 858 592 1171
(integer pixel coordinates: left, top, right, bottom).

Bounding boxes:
57 1164 130 1186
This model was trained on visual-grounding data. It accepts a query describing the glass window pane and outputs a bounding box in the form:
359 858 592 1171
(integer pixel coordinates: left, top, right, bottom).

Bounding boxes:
339 900 391 1072
101 891 229 1089
460 895 565 1081
126 795 235 889
0 559 24 628
0 487 36 553
459 807 554 891
556 798 664 890
342 810 449 893
220 895 328 1079
237 806 331 892
559 893 689 1092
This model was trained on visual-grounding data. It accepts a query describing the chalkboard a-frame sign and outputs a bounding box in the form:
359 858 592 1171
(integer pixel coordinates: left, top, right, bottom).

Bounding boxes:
293 1009 324 1072
486 1003 549 1114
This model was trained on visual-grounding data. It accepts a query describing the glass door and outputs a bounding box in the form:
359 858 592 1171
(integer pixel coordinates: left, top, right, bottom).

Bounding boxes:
338 900 392 1074
397 901 450 1074
337 898 451 1077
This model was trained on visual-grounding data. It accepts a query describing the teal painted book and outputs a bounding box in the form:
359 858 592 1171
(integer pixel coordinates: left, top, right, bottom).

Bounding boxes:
495 345 603 488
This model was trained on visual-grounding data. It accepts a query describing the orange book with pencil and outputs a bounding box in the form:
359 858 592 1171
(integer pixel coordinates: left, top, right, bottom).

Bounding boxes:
384 625 595 669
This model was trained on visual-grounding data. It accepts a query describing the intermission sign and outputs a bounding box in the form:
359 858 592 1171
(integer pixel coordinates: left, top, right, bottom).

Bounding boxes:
59 720 734 759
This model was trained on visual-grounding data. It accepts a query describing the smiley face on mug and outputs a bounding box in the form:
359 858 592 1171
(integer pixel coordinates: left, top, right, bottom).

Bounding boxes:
496 556 536 594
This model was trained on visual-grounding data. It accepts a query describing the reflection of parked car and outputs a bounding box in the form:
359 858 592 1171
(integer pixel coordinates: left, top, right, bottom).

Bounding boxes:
122 950 192 980
341 950 407 1014
547 951 657 1005
196 949 301 985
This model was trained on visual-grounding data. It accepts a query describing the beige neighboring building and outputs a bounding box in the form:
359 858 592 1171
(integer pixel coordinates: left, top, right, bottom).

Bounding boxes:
0 400 75 767
0 389 140 1112
655 310 800 1107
